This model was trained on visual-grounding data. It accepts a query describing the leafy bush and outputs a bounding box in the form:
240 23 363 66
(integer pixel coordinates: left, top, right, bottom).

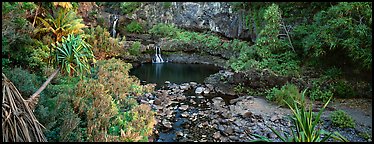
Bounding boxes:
266 83 301 108
36 59 156 142
230 3 300 76
330 80 356 98
291 2 372 70
330 110 355 128
120 2 141 15
84 26 126 59
2 2 37 69
149 23 181 37
129 41 141 56
126 21 143 33
2 67 42 99
309 86 334 102
163 2 172 9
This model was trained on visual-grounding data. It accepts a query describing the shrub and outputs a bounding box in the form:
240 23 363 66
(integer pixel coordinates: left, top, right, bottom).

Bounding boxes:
120 2 141 15
330 110 355 128
126 21 143 33
309 86 334 102
266 83 301 108
163 2 172 9
291 2 372 70
330 80 356 98
129 41 141 56
148 23 180 37
84 26 126 59
2 67 42 98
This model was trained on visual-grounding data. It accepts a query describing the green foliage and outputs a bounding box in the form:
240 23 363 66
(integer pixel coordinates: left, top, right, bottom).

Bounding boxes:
126 21 143 34
34 4 86 42
234 83 245 94
129 41 141 56
29 40 51 70
330 110 355 128
35 59 156 142
230 3 300 76
2 2 37 69
149 23 181 37
84 26 126 59
120 2 141 15
266 83 301 108
163 2 172 9
309 87 333 102
330 80 356 98
292 2 372 70
253 89 348 142
52 34 95 77
2 67 42 98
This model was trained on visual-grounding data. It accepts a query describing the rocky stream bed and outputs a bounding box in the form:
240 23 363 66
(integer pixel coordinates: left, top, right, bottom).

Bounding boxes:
137 80 372 142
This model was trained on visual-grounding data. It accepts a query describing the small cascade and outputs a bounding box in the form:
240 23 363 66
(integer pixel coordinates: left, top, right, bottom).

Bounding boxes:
152 46 164 63
111 15 119 37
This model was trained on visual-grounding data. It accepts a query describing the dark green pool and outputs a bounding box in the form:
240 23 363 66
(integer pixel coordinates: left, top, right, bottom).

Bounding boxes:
130 63 220 88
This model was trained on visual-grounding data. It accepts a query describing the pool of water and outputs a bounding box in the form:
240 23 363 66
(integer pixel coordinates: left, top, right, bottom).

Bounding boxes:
130 63 221 89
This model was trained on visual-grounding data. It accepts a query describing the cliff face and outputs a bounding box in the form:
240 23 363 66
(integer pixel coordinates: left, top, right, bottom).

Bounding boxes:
130 2 252 41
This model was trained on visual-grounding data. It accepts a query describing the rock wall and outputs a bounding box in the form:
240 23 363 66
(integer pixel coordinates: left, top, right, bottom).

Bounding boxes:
132 2 252 41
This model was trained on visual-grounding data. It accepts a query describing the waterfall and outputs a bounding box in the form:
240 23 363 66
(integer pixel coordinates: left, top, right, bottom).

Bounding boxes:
111 15 119 37
152 46 164 63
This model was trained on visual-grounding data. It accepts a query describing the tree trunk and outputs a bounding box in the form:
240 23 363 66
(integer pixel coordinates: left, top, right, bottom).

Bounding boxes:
27 67 60 110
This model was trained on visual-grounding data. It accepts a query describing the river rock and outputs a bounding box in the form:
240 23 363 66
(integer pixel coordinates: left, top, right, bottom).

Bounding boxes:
195 87 205 94
181 112 189 117
179 105 189 111
162 119 173 129
176 131 184 137
190 82 197 86
224 127 234 135
165 81 170 84
180 85 190 90
213 131 221 139
270 115 279 122
203 89 210 94
242 111 253 118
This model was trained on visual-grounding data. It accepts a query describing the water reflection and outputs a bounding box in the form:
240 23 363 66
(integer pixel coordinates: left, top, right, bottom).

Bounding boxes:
130 63 220 88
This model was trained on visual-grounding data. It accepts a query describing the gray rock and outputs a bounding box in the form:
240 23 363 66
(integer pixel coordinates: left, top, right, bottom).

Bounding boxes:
267 132 277 139
190 82 197 86
203 89 210 94
195 87 205 94
162 119 173 129
179 105 189 111
270 115 279 122
165 81 170 84
181 112 189 118
229 136 239 141
176 131 183 137
224 127 234 135
242 111 253 118
180 85 190 90
213 131 221 139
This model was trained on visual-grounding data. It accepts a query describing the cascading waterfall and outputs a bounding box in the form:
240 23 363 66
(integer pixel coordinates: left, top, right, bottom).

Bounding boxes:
111 15 119 37
152 46 164 63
